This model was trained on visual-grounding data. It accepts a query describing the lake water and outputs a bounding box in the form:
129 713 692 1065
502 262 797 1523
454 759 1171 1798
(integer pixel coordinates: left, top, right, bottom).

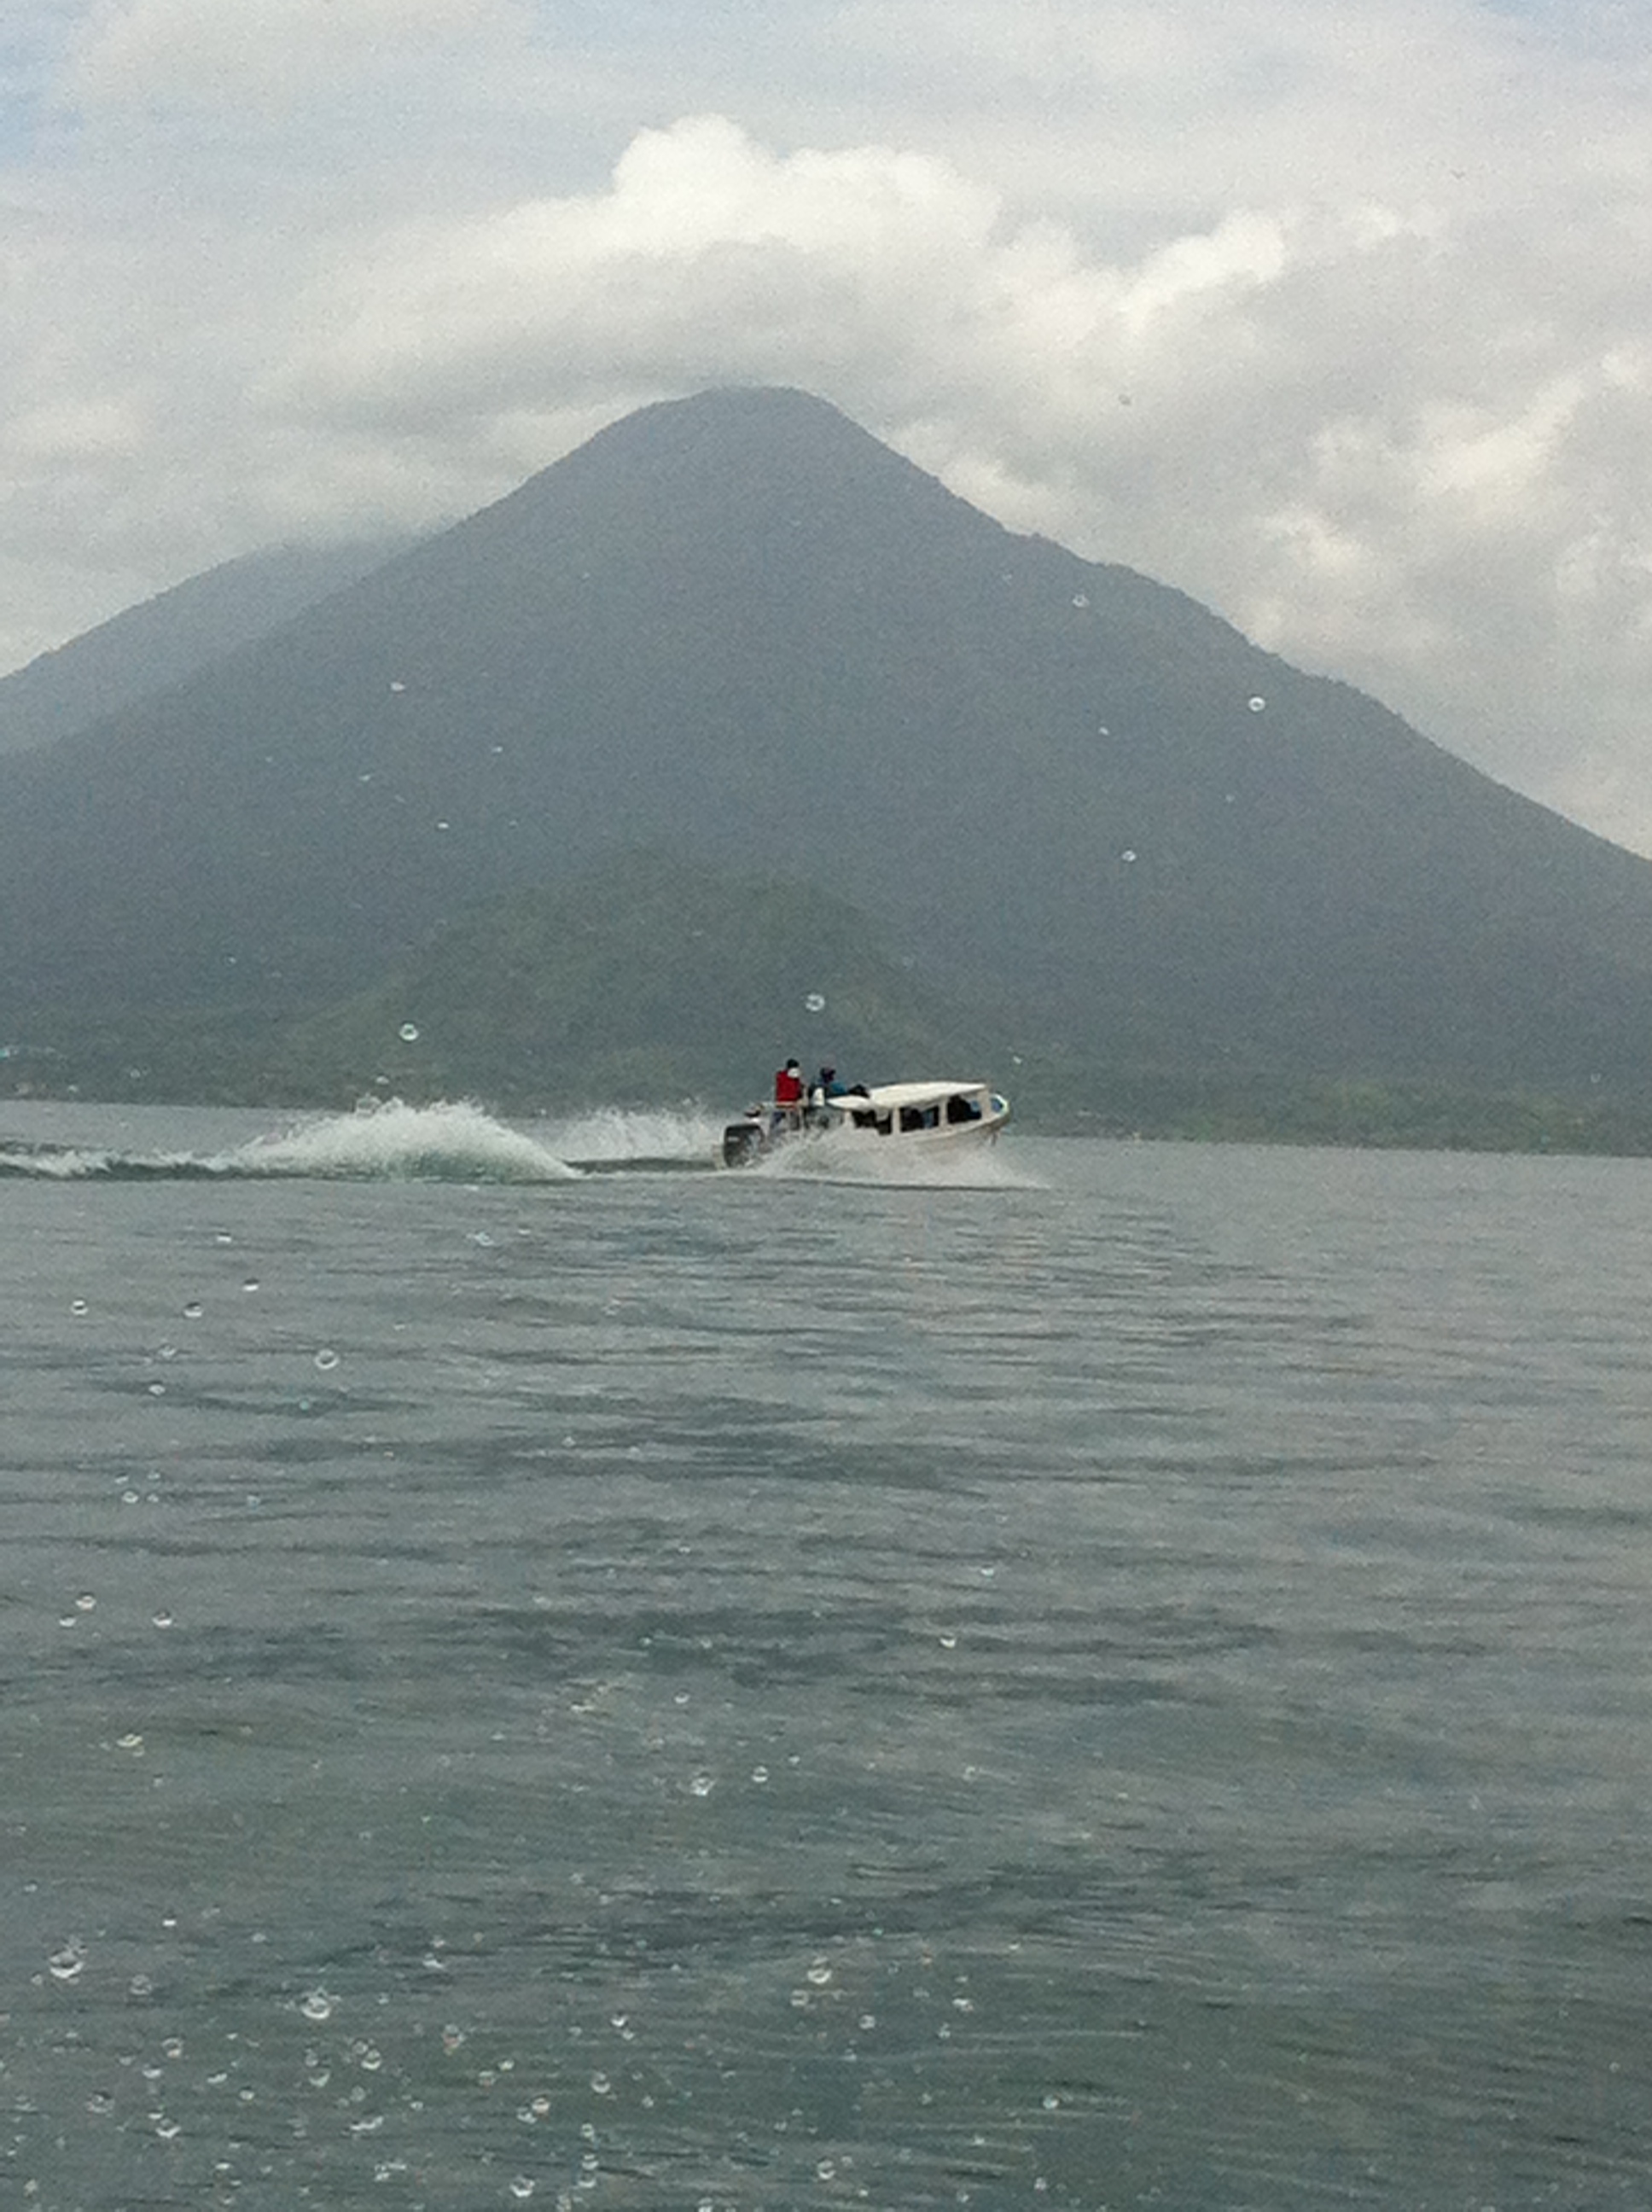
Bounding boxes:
4 1100 1652 2210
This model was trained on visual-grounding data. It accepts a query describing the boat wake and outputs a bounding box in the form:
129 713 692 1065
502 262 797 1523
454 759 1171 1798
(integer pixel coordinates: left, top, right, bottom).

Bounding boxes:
0 1097 1031 1189
0 1099 580 1185
530 1105 724 1172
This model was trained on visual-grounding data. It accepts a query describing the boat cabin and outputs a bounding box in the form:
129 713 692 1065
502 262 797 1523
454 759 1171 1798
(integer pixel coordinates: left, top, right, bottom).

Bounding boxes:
835 1081 1005 1136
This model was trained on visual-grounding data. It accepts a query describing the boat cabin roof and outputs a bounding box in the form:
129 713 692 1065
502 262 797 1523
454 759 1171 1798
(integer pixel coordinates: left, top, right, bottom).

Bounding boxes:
833 1080 991 1112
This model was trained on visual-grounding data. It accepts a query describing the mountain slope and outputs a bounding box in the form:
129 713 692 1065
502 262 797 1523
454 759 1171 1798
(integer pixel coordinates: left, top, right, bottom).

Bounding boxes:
0 538 409 757
259 849 989 1106
4 386 1652 1094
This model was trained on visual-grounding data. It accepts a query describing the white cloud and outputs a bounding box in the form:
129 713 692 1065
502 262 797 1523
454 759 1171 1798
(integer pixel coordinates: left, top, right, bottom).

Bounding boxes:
12 395 148 460
264 118 1004 424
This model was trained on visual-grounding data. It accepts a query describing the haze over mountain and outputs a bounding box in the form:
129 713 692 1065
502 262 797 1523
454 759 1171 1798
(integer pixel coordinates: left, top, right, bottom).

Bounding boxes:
6 386 1652 1108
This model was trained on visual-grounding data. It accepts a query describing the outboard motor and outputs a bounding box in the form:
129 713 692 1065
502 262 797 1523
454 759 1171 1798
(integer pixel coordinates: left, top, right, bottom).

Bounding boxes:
721 1119 766 1168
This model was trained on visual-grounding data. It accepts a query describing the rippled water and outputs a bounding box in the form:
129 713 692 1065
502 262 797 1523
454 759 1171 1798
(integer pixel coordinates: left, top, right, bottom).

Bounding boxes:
4 1103 1652 2209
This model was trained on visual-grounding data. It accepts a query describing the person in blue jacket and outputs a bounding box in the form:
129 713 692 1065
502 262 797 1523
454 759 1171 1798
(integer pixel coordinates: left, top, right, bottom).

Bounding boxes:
807 1063 848 1124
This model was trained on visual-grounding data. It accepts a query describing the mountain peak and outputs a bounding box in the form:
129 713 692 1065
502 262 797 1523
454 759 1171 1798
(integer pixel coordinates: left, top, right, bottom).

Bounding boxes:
590 385 880 458
482 382 962 544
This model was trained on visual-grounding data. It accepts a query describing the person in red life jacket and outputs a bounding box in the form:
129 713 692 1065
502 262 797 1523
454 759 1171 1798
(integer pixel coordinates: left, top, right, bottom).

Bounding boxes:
772 1057 805 1132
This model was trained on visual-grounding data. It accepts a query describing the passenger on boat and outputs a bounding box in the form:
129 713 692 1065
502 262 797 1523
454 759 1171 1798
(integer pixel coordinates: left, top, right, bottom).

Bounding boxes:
807 1064 847 1122
772 1058 805 1132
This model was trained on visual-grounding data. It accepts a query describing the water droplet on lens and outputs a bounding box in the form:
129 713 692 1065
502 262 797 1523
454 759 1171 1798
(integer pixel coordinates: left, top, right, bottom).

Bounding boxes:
1248 696 1266 712
398 1023 420 1042
300 1989 335 2023
153 1611 174 1629
77 1592 96 1610
510 2181 536 2203
241 1279 259 1295
590 2071 611 2094
183 1302 203 1319
49 1942 86 1981
70 1299 89 1316
806 1960 833 1986
689 1773 714 1797
804 992 826 1012
313 1348 340 1372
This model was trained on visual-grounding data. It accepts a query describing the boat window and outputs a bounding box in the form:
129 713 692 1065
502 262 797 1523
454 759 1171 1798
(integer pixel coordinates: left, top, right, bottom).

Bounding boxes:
945 1091 983 1124
899 1103 941 1132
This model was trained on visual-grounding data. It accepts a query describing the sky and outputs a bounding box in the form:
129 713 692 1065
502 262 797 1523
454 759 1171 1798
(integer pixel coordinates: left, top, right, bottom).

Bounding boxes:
4 0 1649 847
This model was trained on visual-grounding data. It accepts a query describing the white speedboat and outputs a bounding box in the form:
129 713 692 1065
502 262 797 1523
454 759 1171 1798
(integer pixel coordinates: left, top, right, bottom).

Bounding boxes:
720 1080 1009 1167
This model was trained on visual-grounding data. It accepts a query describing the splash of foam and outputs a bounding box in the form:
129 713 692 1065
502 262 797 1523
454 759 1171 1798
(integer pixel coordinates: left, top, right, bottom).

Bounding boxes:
533 1105 723 1166
218 1098 579 1183
0 1143 133 1180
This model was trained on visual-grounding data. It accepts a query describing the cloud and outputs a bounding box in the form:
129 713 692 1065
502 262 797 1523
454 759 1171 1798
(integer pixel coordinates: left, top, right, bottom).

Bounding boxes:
64 0 524 110
264 118 1004 422
3 0 1652 851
